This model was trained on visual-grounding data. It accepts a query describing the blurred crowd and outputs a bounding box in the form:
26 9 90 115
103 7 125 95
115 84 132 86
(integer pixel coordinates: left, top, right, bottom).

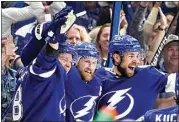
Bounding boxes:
1 1 179 121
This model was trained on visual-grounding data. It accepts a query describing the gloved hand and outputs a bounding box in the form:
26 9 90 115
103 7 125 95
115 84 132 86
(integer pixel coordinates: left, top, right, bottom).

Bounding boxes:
34 6 76 43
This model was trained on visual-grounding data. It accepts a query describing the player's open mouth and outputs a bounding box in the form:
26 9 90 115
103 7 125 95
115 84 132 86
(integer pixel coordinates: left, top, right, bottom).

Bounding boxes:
85 70 92 75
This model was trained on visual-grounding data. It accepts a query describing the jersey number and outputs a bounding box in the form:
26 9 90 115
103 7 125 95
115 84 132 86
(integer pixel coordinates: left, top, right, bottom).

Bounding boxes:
13 85 23 121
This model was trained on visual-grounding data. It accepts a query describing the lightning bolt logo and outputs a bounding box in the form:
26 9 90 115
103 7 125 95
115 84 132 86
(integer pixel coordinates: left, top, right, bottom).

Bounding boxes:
97 87 134 120
70 95 98 121
107 88 131 110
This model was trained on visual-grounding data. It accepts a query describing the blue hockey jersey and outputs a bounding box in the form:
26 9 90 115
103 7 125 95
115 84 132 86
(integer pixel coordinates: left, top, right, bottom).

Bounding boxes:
12 49 67 121
65 66 102 121
143 105 178 122
95 65 177 120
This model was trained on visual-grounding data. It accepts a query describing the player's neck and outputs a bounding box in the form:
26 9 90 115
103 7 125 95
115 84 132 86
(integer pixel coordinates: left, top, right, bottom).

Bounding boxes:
112 65 122 77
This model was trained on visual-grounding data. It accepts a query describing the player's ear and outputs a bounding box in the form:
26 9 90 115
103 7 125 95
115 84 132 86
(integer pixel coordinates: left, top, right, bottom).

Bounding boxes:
112 53 121 65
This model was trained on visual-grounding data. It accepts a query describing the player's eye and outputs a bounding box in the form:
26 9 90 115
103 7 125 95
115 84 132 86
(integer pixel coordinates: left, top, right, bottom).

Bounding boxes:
129 55 134 58
85 60 90 63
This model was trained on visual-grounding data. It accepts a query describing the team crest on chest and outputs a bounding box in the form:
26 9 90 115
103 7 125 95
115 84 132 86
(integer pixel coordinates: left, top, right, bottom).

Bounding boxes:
70 95 98 121
97 88 134 120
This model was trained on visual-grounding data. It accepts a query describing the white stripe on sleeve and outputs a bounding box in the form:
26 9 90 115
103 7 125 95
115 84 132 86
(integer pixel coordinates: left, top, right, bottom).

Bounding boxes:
30 58 56 78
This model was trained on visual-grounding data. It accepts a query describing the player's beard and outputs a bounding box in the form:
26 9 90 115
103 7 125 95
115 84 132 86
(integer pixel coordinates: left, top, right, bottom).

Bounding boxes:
79 67 94 82
117 64 128 77
117 62 136 78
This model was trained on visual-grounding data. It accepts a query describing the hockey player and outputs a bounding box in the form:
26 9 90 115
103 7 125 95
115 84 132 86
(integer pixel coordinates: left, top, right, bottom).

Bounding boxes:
95 34 178 120
9 5 101 121
143 75 179 122
65 42 102 121
12 7 76 121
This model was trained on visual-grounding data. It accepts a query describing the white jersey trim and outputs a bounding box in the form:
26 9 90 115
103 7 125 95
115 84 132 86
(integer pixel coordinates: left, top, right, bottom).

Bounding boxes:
30 58 56 78
165 73 176 93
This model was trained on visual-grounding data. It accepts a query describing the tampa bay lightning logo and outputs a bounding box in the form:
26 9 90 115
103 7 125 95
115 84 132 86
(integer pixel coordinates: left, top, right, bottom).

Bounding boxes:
70 95 98 121
59 91 66 116
97 88 134 120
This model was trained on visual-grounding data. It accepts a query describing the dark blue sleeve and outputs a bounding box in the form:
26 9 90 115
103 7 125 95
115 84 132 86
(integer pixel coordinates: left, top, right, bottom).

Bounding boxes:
21 33 46 66
28 44 59 81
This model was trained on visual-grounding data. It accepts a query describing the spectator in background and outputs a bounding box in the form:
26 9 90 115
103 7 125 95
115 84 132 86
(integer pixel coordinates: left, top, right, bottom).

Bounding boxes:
72 2 99 31
159 34 179 73
89 26 101 43
155 34 179 109
129 2 149 51
119 10 128 35
143 3 161 51
161 1 179 15
1 35 20 121
96 23 111 67
74 2 112 32
165 12 174 25
176 15 179 36
97 2 113 26
122 1 134 33
145 2 178 53
170 18 178 34
10 55 24 72
143 4 169 64
2 2 45 39
66 24 91 46
2 2 45 57
83 2 100 31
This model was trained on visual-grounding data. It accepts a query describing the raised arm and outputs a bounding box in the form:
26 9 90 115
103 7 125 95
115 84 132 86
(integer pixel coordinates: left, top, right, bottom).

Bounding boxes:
21 6 75 66
129 2 149 49
28 6 75 79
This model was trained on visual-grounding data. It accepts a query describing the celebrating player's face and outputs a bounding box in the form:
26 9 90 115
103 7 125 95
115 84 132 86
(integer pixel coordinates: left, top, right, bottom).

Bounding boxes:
119 52 140 77
77 57 97 82
58 53 73 73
